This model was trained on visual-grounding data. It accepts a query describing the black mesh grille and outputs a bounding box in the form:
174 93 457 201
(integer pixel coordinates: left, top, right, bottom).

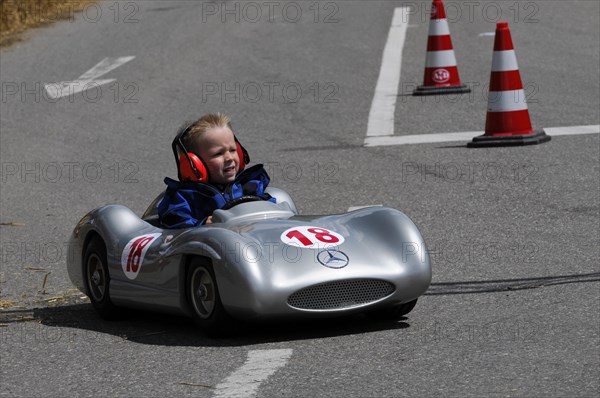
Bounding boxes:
287 279 395 310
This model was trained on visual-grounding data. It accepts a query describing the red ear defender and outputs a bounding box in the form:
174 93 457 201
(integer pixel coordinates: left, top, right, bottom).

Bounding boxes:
235 138 250 172
178 153 209 182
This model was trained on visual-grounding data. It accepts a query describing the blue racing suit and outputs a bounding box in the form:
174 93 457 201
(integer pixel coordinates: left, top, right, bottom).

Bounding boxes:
158 164 274 228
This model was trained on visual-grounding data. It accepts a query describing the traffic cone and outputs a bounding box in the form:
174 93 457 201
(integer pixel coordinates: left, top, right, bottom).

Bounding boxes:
413 0 470 96
469 22 550 147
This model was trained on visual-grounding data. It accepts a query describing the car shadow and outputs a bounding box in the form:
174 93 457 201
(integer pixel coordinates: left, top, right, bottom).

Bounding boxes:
6 272 595 347
14 304 410 347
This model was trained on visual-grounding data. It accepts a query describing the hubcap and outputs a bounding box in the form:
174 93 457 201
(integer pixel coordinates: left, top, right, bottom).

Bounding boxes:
92 270 101 285
196 284 208 300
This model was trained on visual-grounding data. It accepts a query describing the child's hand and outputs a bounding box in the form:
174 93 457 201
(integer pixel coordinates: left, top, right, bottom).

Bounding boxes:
205 216 213 224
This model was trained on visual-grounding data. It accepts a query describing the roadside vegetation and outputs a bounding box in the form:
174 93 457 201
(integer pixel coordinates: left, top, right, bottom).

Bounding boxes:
1 0 96 46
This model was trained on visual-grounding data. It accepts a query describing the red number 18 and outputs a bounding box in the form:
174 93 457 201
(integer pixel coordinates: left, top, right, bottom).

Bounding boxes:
286 228 340 246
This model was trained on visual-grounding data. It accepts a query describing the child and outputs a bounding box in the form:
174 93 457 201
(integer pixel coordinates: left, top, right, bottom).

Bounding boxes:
158 113 274 227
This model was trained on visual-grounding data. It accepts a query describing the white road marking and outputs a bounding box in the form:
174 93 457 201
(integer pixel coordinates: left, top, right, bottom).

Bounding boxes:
77 56 135 80
479 32 495 37
366 7 410 137
214 349 293 398
44 56 135 99
365 131 480 146
364 125 599 147
348 205 383 212
545 125 600 136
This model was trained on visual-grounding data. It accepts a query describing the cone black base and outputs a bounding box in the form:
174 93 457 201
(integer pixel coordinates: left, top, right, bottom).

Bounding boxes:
413 84 471 96
467 130 551 148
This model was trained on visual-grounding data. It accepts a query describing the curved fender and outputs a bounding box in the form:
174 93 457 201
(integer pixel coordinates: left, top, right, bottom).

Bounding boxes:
338 207 432 297
67 205 156 295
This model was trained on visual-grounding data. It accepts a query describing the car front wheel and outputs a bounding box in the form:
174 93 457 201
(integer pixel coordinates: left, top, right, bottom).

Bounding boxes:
187 259 235 336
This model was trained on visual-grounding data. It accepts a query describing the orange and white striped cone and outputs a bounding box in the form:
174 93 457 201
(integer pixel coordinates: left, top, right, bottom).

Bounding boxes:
413 0 470 96
469 22 550 147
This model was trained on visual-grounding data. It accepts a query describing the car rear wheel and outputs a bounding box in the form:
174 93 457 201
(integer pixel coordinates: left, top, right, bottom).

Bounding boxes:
84 236 124 320
366 299 418 321
187 259 236 336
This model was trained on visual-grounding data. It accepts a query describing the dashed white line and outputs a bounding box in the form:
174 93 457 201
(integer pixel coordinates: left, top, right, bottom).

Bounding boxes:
366 7 410 137
364 125 599 147
214 349 293 398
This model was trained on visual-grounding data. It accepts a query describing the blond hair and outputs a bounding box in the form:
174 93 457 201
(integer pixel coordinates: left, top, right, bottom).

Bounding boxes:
184 113 232 153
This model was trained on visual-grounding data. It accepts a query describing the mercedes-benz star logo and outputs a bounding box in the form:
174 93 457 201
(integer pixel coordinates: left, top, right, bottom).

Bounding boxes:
317 249 349 269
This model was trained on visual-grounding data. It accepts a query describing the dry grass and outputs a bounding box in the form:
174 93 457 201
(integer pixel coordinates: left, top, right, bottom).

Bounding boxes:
0 299 17 309
0 0 96 46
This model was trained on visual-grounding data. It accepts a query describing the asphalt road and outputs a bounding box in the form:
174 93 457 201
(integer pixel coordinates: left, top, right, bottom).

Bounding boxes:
1 1 599 397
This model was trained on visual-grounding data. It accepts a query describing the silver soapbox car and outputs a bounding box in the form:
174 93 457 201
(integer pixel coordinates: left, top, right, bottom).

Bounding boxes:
67 188 431 335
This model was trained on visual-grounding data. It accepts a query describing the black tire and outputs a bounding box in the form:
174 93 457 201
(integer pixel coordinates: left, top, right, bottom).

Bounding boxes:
187 258 236 337
83 236 124 320
366 299 418 321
